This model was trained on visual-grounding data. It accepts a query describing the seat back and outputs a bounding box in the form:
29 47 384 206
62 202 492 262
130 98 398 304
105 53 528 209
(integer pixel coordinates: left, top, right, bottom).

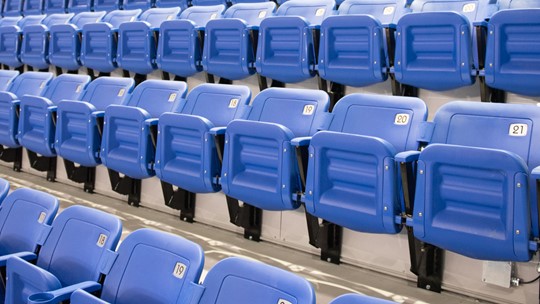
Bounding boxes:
330 293 396 304
18 14 47 28
69 11 107 28
7 71 54 97
484 9 540 96
122 0 152 11
191 0 228 5
178 4 224 25
40 12 75 28
137 6 181 27
498 0 540 9
0 70 20 91
222 2 276 25
80 77 135 110
102 9 142 27
99 229 204 303
304 94 427 234
338 0 408 24
0 178 9 203
124 80 188 118
2 0 23 16
0 16 23 27
41 74 91 105
36 205 122 286
229 0 273 3
93 0 122 12
23 0 44 16
155 0 188 9
68 0 93 13
410 0 497 22
199 257 316 304
44 0 68 14
0 188 59 256
276 0 335 24
245 88 329 137
414 101 540 261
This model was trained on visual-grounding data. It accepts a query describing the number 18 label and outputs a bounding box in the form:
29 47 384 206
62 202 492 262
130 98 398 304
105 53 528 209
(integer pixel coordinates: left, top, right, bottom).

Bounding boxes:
509 124 528 136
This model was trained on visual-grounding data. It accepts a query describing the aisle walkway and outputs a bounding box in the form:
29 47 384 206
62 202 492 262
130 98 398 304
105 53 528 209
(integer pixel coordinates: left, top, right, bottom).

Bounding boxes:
0 167 489 304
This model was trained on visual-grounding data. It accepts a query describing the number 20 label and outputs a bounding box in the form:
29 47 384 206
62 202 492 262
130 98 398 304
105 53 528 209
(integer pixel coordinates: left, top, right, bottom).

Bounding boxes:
509 124 528 136
394 113 409 125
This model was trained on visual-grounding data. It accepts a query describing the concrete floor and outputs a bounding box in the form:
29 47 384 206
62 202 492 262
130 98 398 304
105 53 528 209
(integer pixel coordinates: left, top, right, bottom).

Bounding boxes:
0 166 493 304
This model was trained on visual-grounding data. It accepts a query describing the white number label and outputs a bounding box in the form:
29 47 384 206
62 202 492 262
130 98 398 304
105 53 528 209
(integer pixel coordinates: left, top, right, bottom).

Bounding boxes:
168 93 177 102
118 88 125 97
463 3 476 13
315 8 325 16
258 11 267 18
278 300 292 304
303 105 315 115
38 212 46 224
96 234 107 247
383 6 395 15
394 113 410 125
228 98 239 108
173 262 186 279
509 123 528 136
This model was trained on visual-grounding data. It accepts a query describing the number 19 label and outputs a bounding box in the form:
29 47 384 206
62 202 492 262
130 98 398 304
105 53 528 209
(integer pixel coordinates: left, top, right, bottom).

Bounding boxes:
509 124 528 136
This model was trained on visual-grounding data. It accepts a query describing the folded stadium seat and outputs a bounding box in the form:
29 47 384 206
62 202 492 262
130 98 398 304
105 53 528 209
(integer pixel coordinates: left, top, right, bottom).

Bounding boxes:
79 9 143 75
156 5 226 81
197 257 316 304
154 84 251 222
55 77 135 192
220 88 330 240
396 101 540 291
254 0 336 89
122 0 152 10
0 71 54 171
68 0 94 13
44 0 70 14
20 13 76 70
48 11 107 73
480 6 540 101
100 80 188 206
191 0 228 5
93 0 122 12
317 0 409 99
4 205 122 304
301 93 427 263
0 15 46 68
330 294 396 304
64 228 204 304
155 0 188 8
2 0 23 16
116 7 183 81
392 0 498 97
201 2 277 82
17 74 91 181
22 0 46 16
0 187 58 300
0 70 20 91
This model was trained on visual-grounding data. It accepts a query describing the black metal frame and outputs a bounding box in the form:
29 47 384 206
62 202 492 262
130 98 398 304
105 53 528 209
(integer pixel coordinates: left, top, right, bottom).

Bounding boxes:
161 181 196 222
63 159 96 193
108 169 142 206
27 151 57 182
0 146 22 171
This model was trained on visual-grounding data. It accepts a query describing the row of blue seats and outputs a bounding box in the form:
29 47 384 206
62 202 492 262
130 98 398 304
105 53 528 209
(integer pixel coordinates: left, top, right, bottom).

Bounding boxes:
0 70 538 271
0 178 393 304
1 0 538 100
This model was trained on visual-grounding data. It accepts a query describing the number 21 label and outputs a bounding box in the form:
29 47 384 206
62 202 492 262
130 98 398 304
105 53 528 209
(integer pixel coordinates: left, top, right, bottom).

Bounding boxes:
509 124 527 136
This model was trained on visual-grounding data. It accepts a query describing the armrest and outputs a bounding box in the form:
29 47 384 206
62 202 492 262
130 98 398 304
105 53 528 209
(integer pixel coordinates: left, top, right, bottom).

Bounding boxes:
247 25 259 31
0 25 22 33
47 106 57 113
0 91 19 102
209 126 227 135
382 23 396 29
473 20 488 27
291 136 312 147
91 111 105 119
0 251 37 267
145 118 159 127
395 151 421 163
70 290 108 304
532 166 540 180
27 281 102 304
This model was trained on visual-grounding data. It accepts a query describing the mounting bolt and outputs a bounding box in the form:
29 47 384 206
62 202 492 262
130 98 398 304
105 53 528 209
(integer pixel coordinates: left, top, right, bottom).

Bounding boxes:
419 170 424 174
511 277 520 287
418 212 423 217
309 190 312 195
517 183 521 188
310 153 313 157
385 165 389 170
383 206 388 211
425 285 431 290
283 148 287 152
516 229 520 235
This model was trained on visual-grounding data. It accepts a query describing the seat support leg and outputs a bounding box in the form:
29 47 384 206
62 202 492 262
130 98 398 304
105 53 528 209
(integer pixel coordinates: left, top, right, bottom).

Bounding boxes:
63 159 96 193
160 181 196 222
107 169 142 207
305 212 342 264
27 151 57 181
0 146 22 171
226 195 262 241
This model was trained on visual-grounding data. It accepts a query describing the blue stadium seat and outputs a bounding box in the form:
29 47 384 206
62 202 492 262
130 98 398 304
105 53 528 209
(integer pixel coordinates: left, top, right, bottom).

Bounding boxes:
229 0 273 3
116 7 183 75
155 0 188 8
68 228 204 304
2 0 23 16
397 101 540 261
201 2 277 80
393 0 498 91
155 84 251 194
20 13 75 70
318 0 409 87
221 88 330 211
4 205 122 304
44 0 70 14
0 188 58 259
255 0 336 83
122 0 153 10
198 257 316 304
330 294 396 304
23 0 45 16
93 0 122 13
482 8 540 96
48 11 107 71
191 0 228 5
0 15 46 68
56 77 135 168
0 178 8 204
156 5 226 78
0 70 20 91
303 94 427 234
0 72 54 149
68 0 94 13
17 74 91 158
80 9 142 73
100 80 188 180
